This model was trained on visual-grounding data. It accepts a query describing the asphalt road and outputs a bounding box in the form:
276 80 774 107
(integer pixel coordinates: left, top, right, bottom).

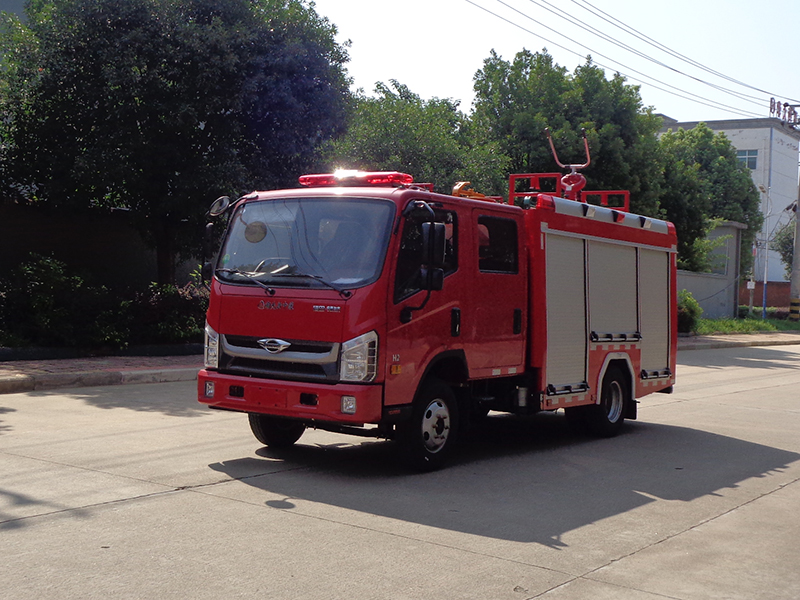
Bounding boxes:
2 345 800 599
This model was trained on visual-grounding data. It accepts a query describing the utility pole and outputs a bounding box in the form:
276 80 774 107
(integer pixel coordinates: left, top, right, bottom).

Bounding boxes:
791 197 799 321
758 185 771 320
783 104 800 321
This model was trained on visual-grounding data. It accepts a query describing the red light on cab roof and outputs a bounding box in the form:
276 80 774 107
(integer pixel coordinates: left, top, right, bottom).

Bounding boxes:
536 194 557 211
299 170 414 187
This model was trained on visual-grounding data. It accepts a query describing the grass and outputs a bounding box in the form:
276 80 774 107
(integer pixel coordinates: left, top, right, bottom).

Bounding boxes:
696 317 800 335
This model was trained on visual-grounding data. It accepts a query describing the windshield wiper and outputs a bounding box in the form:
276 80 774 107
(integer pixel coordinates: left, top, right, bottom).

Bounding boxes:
215 268 276 296
271 272 352 298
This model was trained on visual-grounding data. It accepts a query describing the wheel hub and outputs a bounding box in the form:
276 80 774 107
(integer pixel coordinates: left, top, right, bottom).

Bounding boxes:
605 380 624 423
421 399 450 453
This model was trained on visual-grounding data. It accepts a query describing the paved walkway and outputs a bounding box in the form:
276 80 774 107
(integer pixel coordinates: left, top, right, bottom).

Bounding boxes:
0 354 201 394
1 331 799 395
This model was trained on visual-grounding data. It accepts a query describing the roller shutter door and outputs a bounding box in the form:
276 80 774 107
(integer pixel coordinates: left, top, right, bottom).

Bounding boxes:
545 235 587 386
639 249 671 372
588 241 637 337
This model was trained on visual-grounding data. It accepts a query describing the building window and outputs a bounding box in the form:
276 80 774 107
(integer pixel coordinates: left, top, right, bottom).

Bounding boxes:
737 149 757 169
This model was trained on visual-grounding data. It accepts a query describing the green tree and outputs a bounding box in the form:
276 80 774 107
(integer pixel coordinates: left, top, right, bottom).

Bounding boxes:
470 49 663 215
324 80 504 195
0 0 350 283
772 218 796 278
659 124 762 273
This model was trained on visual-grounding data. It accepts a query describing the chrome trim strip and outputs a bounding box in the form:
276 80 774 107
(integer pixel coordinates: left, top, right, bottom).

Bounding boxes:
221 335 340 364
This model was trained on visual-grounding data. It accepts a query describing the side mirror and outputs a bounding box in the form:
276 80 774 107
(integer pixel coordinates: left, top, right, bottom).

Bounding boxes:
203 222 215 257
208 195 231 217
421 222 446 268
421 267 444 291
201 261 213 282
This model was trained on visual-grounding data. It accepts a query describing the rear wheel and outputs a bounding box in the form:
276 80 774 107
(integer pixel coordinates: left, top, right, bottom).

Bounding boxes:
397 378 459 471
585 366 628 437
248 414 305 448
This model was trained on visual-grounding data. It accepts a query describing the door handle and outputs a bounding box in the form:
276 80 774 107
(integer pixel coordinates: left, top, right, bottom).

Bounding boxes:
451 307 461 337
513 308 522 335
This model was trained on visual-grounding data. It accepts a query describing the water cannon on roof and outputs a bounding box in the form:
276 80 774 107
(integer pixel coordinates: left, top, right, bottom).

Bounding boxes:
545 127 591 202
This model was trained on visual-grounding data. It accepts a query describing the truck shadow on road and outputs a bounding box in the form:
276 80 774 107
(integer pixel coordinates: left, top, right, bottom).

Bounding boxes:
208 412 800 547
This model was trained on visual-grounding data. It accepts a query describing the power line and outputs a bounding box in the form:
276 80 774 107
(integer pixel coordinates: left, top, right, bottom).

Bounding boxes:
571 0 800 104
464 0 764 118
527 0 766 107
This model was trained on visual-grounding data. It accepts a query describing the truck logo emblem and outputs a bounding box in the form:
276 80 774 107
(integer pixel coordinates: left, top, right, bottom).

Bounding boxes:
258 300 294 311
257 338 291 354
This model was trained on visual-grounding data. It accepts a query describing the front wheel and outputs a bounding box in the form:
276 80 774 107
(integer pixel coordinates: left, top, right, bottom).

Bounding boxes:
396 378 459 471
585 366 629 437
248 414 305 448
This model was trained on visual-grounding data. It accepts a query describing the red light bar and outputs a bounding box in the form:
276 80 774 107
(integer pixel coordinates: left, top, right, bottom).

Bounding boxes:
298 173 338 186
299 170 414 187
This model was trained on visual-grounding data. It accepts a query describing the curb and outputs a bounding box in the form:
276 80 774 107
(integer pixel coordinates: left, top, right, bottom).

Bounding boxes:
677 339 800 351
0 367 198 395
676 332 800 352
1 334 799 395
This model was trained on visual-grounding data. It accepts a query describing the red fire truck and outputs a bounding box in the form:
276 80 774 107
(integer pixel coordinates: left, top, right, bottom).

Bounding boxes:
198 148 677 470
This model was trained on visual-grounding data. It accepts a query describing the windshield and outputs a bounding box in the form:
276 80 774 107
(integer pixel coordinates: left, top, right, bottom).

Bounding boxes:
216 197 395 290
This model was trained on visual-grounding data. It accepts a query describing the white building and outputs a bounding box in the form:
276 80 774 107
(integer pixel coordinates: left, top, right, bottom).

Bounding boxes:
660 117 800 282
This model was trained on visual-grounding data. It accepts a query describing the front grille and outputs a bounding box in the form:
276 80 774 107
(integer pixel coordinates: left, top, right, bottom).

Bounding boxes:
219 334 339 382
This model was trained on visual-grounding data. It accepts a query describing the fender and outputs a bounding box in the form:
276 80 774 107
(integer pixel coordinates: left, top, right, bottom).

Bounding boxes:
416 349 469 390
596 351 637 419
382 349 469 423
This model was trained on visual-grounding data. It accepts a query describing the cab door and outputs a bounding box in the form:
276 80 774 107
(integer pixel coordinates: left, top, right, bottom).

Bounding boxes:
464 209 527 377
384 204 465 406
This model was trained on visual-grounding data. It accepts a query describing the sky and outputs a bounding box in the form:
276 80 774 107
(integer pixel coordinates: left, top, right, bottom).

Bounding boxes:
2 0 797 123
311 0 800 123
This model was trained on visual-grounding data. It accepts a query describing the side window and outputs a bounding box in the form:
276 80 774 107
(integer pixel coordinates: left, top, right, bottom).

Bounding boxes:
478 215 518 274
394 209 458 302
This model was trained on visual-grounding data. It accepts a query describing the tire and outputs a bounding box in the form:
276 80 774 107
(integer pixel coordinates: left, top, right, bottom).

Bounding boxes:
248 414 305 448
585 366 628 437
397 378 459 471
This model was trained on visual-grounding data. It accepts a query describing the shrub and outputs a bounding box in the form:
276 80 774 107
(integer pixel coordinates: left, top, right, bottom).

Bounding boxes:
738 305 791 320
0 254 208 349
0 254 124 347
677 289 703 333
124 282 208 345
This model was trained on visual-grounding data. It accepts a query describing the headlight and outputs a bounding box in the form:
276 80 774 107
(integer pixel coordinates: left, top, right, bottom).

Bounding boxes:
339 330 378 382
204 322 219 369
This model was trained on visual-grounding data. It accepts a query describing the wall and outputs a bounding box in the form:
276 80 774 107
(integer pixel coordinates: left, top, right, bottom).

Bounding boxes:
676 221 745 319
1 203 195 289
738 281 791 309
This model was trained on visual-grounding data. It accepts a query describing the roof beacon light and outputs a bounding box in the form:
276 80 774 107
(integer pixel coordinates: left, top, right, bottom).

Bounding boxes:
299 170 414 187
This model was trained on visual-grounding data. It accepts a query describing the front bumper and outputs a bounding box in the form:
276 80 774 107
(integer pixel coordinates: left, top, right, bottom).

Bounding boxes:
197 370 383 424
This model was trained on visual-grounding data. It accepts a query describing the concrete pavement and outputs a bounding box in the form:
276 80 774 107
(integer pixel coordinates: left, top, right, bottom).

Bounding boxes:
2 346 800 599
1 330 799 394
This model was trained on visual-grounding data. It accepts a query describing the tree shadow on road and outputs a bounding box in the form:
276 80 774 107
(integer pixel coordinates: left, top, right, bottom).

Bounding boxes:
209 412 800 548
0 406 15 435
22 381 209 418
679 344 800 371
